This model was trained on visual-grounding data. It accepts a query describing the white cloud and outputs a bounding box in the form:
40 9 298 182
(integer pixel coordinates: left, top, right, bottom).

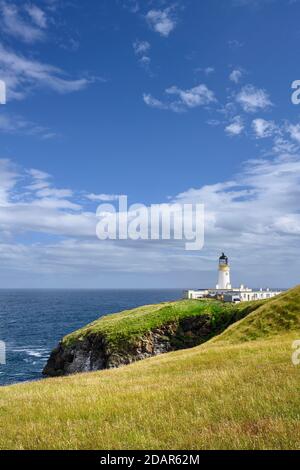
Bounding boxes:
36 188 73 199
166 84 216 108
0 1 46 43
133 40 150 55
133 40 151 69
23 166 79 210
143 93 167 110
31 197 81 211
287 123 300 144
225 116 244 136
195 67 215 76
0 161 90 238
0 112 56 138
203 67 215 75
229 69 243 84
272 136 298 155
28 168 51 180
0 159 19 204
144 84 216 113
25 4 47 29
86 193 122 202
146 8 177 37
0 43 93 100
252 118 276 138
228 39 244 49
140 55 151 67
236 84 272 112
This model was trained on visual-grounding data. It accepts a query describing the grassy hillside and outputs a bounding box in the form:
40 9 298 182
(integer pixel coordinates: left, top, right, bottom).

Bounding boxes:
212 285 300 345
62 298 263 350
0 287 300 450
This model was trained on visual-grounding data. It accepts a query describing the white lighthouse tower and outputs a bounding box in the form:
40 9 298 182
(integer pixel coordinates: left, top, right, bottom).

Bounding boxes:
216 253 232 290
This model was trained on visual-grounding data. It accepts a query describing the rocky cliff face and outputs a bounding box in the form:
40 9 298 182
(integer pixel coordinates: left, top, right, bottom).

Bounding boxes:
43 315 212 377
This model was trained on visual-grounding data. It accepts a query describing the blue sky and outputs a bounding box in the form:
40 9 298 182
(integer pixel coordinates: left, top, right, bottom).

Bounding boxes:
0 0 300 288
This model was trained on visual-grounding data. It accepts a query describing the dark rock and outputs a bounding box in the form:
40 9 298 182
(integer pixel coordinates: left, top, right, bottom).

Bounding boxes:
43 315 212 377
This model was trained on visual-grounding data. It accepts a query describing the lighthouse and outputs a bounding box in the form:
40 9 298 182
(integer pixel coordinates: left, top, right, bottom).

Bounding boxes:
185 252 283 301
216 253 232 290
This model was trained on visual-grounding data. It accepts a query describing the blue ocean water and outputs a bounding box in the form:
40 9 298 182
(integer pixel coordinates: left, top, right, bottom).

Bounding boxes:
0 289 182 386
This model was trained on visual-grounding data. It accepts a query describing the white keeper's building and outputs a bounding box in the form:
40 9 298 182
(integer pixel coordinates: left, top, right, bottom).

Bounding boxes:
185 253 282 303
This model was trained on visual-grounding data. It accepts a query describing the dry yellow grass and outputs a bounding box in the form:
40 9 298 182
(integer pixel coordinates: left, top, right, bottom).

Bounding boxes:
0 332 299 450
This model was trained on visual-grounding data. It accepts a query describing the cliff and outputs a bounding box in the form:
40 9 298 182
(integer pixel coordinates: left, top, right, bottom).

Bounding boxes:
43 299 263 377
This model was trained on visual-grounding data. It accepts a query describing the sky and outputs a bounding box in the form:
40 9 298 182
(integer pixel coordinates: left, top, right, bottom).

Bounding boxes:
0 0 300 288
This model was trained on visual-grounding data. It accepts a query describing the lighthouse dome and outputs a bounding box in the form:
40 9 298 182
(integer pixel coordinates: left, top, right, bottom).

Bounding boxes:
219 253 228 265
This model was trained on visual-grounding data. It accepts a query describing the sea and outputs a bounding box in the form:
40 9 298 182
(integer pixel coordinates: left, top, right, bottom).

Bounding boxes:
0 289 182 386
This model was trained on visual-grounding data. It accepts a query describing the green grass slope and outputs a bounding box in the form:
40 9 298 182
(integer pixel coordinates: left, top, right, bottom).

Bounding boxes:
62 298 264 350
212 285 300 345
0 287 300 450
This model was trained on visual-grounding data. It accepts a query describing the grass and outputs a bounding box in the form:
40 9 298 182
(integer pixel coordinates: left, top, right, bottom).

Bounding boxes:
0 286 300 450
0 334 299 450
62 298 264 351
212 285 300 345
